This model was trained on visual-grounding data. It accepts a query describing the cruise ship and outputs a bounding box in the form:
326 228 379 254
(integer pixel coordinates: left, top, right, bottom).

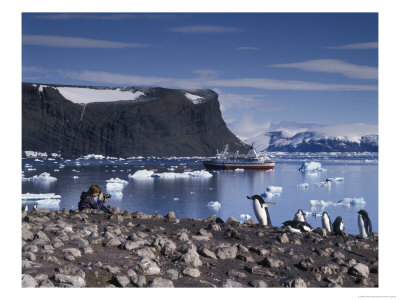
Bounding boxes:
202 145 275 170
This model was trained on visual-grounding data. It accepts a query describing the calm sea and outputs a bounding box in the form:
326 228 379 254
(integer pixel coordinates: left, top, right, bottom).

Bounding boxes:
22 155 378 235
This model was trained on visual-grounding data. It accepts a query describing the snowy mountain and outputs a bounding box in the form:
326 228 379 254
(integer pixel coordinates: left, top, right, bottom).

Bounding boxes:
244 123 378 152
22 83 248 157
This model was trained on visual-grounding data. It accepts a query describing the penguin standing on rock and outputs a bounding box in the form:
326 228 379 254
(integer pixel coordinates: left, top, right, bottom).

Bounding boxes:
358 209 372 238
246 195 275 227
321 212 333 232
332 216 345 236
294 209 307 222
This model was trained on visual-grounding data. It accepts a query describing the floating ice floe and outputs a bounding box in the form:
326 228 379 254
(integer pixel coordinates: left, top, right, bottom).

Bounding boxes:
173 197 180 201
73 176 79 179
240 214 251 221
129 169 212 179
82 154 105 160
326 177 344 182
297 183 309 188
315 181 332 187
106 177 128 192
310 197 366 208
129 170 155 179
261 192 281 198
266 186 283 193
22 193 61 200
235 168 245 172
207 201 221 209
303 211 322 217
22 172 57 182
299 162 326 173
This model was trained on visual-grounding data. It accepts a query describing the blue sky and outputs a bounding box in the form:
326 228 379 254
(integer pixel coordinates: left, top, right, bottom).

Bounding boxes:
22 13 378 138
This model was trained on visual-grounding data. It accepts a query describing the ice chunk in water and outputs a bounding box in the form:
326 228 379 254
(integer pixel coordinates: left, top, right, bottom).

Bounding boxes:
240 214 251 220
337 197 366 206
299 162 325 173
266 186 283 193
207 201 221 208
297 183 309 188
22 172 57 181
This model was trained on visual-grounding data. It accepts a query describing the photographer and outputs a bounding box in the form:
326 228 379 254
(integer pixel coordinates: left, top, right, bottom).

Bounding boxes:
78 184 111 212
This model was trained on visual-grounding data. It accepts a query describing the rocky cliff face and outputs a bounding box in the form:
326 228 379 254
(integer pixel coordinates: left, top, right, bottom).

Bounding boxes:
22 83 248 157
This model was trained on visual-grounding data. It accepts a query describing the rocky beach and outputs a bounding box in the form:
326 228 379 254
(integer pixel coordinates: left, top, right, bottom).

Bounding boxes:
21 207 378 288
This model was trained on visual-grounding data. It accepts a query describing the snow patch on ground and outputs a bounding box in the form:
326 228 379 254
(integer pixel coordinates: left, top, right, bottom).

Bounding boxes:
184 93 204 104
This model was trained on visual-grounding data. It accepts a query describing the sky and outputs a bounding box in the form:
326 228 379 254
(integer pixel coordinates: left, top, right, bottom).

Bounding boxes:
22 13 378 139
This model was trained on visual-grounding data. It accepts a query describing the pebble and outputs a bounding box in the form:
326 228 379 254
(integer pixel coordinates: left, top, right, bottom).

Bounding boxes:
182 267 201 278
149 277 174 287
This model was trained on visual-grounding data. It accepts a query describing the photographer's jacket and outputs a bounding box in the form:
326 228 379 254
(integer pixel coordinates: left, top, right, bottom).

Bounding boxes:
78 192 106 210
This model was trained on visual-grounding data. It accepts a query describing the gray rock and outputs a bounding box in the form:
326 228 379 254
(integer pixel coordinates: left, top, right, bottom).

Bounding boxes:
278 233 290 244
56 264 85 278
39 279 55 287
244 265 277 278
262 257 285 269
136 247 157 260
227 269 247 279
22 252 36 261
281 277 307 288
115 275 131 287
71 237 89 248
182 267 201 278
103 265 121 275
135 257 161 275
132 275 147 287
61 248 81 257
216 245 238 259
297 258 314 271
22 274 37 288
150 277 174 288
124 239 146 250
222 279 244 287
249 279 268 287
82 246 94 254
332 251 346 259
32 238 47 246
104 237 122 247
165 211 178 222
225 216 241 226
181 248 203 267
236 254 255 263
199 247 217 260
22 245 38 253
53 274 86 287
349 263 370 278
165 269 179 280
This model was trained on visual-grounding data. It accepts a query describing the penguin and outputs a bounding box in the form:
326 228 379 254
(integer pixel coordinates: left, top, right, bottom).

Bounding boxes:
33 203 37 212
321 211 333 232
246 195 275 226
282 220 313 233
23 204 28 212
332 216 345 235
357 209 372 238
293 209 307 222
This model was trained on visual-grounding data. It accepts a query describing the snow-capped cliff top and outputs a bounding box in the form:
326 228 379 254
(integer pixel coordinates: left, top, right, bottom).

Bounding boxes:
53 86 145 104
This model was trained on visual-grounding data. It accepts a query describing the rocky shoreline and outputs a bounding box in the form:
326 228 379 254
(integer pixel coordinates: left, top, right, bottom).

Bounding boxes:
21 207 378 288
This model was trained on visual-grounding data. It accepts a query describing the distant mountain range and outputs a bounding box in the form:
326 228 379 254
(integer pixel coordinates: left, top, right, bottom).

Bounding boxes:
244 122 378 152
22 83 248 157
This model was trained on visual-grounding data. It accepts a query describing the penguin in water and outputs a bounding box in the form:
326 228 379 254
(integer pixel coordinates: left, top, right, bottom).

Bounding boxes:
246 195 275 227
321 211 333 232
282 220 313 233
358 209 372 238
332 216 345 236
293 209 307 222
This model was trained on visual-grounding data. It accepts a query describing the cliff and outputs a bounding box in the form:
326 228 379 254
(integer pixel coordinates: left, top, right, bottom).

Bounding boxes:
22 83 249 157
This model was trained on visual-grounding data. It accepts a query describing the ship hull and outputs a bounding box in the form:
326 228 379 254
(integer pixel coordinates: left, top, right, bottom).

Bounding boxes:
202 161 275 170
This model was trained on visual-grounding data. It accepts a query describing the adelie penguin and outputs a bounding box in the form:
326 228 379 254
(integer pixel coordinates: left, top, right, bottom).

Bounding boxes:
293 209 307 222
332 216 345 236
246 195 275 227
321 211 333 232
282 220 313 233
357 209 372 238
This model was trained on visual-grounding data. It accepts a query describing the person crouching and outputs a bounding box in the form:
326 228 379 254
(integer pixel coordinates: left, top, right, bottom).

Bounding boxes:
78 184 108 211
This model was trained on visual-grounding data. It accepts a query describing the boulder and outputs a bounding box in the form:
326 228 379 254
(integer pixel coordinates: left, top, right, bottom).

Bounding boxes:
349 263 370 278
149 277 174 288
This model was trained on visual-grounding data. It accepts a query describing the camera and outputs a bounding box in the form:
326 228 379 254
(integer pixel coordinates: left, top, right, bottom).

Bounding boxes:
103 193 112 199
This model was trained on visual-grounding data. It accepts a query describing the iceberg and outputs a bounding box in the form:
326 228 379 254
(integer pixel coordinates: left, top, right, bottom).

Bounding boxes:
235 168 245 172
297 183 309 188
309 200 337 207
22 193 61 210
266 186 283 193
106 177 128 192
184 170 213 178
261 192 280 198
106 177 128 184
299 162 325 173
240 214 251 221
128 170 155 179
337 197 366 206
22 172 57 182
207 201 221 208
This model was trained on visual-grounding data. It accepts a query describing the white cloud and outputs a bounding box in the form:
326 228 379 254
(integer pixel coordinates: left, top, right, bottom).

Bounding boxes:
326 42 378 50
22 66 49 73
169 25 241 33
268 59 377 80
34 13 176 20
226 113 271 140
57 69 377 91
236 47 259 50
192 69 219 79
22 35 150 49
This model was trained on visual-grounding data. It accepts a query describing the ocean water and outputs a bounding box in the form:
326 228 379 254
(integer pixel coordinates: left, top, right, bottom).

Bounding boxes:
21 156 378 235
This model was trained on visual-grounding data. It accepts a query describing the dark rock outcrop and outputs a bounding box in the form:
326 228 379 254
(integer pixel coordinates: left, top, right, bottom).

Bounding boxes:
22 83 248 157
